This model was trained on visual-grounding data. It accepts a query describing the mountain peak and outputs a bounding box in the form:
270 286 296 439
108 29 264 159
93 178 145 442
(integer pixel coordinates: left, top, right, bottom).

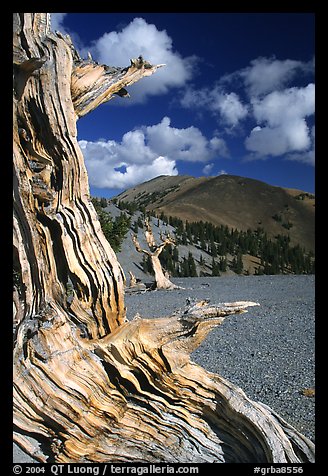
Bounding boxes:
115 175 314 252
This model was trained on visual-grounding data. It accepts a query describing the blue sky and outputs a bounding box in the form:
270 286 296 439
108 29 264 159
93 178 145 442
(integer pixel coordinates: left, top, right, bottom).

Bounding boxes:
52 13 315 197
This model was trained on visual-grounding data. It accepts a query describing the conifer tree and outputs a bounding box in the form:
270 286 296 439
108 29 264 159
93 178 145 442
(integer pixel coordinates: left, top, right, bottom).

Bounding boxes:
187 252 198 277
211 258 221 277
232 253 244 274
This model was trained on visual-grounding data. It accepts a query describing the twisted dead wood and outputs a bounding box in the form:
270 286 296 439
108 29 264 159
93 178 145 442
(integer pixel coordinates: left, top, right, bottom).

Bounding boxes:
13 13 315 463
132 218 179 289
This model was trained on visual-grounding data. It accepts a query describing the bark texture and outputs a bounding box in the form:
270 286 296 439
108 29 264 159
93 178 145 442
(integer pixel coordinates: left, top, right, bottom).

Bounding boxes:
13 13 315 463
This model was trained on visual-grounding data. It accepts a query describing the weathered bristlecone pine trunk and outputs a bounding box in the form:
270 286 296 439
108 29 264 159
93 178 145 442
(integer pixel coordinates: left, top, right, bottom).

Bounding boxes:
13 13 315 463
132 218 179 290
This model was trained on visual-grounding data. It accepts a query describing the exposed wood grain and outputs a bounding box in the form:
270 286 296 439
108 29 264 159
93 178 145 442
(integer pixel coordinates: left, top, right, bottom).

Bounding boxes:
13 13 315 463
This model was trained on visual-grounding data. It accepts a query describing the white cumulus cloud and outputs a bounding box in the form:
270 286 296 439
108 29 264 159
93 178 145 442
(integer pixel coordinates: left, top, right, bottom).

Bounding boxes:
251 83 315 125
181 55 315 166
285 124 315 166
79 117 227 189
145 117 228 162
222 56 314 98
80 136 178 190
87 17 197 103
203 163 214 175
240 56 314 97
51 15 197 104
245 84 315 159
181 85 248 128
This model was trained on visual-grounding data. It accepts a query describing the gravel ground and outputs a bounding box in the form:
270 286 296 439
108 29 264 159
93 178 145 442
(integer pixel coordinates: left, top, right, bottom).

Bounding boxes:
124 275 315 442
14 274 315 462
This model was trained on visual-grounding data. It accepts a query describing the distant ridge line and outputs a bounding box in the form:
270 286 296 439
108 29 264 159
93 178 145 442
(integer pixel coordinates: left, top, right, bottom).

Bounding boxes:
115 174 314 252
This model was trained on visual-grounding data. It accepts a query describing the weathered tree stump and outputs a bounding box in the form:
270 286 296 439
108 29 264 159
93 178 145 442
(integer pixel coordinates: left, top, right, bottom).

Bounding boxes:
132 217 179 290
128 270 138 287
13 13 315 463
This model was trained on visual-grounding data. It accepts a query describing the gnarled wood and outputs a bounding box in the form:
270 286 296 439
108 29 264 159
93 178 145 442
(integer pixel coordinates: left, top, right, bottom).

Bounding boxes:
71 55 164 118
13 13 315 463
132 218 179 289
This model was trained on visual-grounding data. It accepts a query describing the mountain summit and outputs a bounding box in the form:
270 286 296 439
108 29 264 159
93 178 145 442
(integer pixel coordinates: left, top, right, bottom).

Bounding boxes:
116 174 315 252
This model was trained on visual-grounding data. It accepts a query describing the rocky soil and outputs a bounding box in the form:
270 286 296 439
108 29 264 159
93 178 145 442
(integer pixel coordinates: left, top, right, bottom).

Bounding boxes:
14 274 315 462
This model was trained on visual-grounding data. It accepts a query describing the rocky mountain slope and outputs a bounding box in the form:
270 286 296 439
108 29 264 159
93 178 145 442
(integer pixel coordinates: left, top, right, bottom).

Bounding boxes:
116 174 315 253
97 197 314 282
